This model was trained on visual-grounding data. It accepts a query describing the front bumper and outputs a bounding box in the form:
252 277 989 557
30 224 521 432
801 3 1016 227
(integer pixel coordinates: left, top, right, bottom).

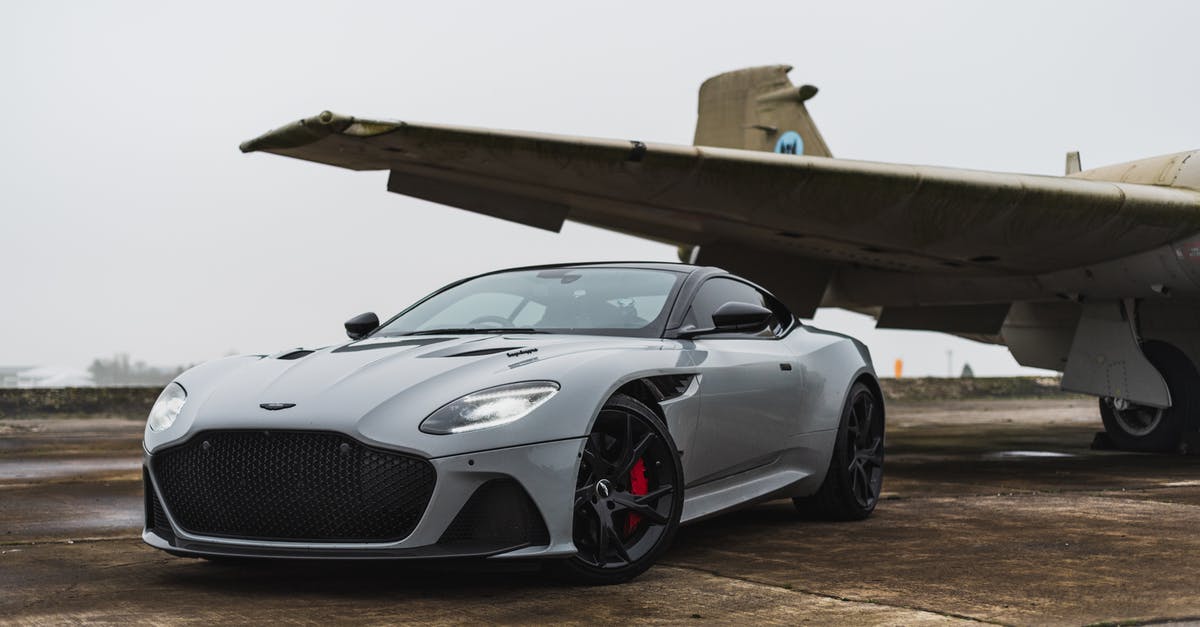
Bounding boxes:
143 435 585 560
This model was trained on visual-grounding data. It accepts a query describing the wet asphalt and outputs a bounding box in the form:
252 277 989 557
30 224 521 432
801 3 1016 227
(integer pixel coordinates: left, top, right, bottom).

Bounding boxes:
3 399 1200 625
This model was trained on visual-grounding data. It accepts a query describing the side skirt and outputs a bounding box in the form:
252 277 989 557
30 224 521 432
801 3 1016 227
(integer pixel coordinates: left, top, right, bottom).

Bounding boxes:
680 430 835 524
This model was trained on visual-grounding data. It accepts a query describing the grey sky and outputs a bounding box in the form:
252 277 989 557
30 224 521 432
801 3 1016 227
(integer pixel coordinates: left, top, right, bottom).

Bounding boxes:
4 1 1198 377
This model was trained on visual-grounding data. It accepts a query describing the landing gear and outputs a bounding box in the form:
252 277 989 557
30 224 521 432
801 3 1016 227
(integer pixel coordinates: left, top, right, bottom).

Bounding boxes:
553 393 684 585
1099 341 1200 453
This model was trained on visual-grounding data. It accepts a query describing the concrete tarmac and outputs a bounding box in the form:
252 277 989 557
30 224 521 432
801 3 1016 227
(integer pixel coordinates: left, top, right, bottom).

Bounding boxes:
3 398 1200 625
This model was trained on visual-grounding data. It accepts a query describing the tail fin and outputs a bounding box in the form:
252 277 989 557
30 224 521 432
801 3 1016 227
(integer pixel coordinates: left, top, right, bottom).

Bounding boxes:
693 64 832 157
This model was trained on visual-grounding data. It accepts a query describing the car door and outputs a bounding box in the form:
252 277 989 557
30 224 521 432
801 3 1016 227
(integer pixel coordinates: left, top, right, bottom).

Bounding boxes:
681 277 803 486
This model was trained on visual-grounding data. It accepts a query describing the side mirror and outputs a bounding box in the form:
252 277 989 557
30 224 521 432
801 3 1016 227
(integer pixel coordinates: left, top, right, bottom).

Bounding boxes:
344 312 379 340
712 302 774 332
677 302 774 338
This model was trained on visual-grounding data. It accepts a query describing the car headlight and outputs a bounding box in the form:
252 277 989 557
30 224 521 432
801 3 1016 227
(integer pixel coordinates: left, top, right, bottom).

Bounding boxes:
148 382 187 432
420 381 559 434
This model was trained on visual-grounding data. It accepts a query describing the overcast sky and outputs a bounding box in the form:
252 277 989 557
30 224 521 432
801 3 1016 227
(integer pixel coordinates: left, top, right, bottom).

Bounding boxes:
4 1 1198 377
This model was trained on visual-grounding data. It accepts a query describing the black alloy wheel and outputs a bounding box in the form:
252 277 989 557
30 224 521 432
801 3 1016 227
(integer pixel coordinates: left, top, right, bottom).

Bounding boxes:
553 393 683 584
794 382 885 520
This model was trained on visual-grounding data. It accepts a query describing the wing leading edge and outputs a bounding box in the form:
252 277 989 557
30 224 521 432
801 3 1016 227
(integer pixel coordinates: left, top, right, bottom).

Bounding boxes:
241 111 1200 278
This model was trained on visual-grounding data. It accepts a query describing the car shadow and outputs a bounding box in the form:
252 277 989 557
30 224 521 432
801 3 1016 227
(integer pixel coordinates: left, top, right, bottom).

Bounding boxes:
158 557 563 597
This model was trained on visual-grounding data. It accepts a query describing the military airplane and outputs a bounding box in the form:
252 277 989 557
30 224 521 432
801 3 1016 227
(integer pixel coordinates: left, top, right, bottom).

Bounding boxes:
241 65 1200 454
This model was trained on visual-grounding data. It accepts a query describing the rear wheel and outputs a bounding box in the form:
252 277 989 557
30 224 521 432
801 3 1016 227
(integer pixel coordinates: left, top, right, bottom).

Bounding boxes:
551 393 683 585
794 382 884 521
1099 340 1200 453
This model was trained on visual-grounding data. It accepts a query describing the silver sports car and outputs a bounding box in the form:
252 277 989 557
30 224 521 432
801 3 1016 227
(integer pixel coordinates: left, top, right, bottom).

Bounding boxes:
142 262 884 584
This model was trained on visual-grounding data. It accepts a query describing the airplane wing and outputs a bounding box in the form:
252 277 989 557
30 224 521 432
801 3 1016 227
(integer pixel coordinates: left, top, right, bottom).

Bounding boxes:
241 112 1200 279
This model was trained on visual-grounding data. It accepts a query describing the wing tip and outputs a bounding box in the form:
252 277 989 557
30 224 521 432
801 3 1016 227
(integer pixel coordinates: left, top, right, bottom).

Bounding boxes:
239 111 353 154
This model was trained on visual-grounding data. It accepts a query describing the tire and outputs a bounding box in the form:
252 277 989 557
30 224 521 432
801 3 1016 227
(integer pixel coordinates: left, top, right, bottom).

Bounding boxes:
794 382 884 521
1099 340 1200 453
550 393 684 585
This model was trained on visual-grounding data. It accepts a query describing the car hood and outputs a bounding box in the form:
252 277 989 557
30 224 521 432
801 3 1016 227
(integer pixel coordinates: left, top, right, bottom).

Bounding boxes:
154 333 669 456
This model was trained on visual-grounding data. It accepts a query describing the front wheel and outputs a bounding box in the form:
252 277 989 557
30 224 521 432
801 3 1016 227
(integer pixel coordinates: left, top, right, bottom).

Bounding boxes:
794 381 884 521
551 393 684 585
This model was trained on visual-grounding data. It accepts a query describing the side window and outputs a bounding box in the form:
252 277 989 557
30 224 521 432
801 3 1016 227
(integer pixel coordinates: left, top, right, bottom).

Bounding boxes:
762 293 795 335
683 278 768 330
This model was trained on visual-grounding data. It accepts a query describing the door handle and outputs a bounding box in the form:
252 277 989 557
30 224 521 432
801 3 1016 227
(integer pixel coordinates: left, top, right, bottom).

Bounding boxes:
779 363 793 371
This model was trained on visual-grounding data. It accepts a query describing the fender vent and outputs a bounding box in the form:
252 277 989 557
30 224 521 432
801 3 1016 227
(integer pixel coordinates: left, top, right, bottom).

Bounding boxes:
647 374 695 400
277 350 314 360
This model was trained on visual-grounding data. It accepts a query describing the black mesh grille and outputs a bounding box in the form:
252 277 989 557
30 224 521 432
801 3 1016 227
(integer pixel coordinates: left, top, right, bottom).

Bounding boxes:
144 468 174 540
151 430 435 542
152 491 172 538
439 479 549 547
143 468 153 528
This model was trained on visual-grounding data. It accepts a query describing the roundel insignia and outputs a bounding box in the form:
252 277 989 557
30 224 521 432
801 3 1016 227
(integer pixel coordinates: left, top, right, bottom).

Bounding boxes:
774 131 803 155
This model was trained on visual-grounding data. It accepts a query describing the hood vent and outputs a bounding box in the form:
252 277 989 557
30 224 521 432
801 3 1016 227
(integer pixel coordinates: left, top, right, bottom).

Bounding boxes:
440 346 522 358
331 337 451 354
276 349 315 360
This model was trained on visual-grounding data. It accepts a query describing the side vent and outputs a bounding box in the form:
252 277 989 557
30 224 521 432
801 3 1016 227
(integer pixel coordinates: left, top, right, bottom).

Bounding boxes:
438 479 549 548
277 349 314 360
144 468 174 542
647 374 695 401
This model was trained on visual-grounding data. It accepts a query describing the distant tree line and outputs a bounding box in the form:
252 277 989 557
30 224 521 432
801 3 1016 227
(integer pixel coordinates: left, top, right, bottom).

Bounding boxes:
88 353 191 386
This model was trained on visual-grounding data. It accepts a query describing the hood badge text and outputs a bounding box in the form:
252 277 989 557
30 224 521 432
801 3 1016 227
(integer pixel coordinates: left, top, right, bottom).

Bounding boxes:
260 403 297 411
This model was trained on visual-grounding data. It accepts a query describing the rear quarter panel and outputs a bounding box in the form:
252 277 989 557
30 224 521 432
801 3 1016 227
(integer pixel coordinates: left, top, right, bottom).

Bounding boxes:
785 325 877 434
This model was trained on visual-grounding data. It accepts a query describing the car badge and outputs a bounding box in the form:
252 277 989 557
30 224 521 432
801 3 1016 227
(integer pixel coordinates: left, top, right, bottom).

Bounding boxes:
260 403 296 411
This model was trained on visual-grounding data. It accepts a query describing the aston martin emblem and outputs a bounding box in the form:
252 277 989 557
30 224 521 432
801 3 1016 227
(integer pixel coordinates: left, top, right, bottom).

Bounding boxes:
259 403 296 411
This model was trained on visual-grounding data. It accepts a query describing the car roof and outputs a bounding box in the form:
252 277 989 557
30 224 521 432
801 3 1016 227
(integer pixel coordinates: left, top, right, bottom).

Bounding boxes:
477 261 712 276
380 261 787 337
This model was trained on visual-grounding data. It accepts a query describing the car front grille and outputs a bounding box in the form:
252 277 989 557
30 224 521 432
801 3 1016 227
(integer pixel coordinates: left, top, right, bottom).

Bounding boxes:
150 430 435 542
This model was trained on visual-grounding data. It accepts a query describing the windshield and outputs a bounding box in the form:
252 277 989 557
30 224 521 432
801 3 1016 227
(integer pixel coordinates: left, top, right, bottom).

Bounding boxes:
375 268 685 338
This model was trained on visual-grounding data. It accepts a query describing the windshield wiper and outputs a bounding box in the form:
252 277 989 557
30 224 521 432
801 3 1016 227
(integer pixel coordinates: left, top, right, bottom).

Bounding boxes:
401 327 547 336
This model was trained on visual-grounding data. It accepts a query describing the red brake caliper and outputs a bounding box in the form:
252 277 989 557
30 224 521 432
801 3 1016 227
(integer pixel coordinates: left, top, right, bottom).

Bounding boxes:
625 458 648 536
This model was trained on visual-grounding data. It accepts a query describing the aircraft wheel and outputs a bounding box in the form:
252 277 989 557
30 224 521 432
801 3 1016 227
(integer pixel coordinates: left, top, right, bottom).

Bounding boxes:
1100 340 1200 453
794 382 884 521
